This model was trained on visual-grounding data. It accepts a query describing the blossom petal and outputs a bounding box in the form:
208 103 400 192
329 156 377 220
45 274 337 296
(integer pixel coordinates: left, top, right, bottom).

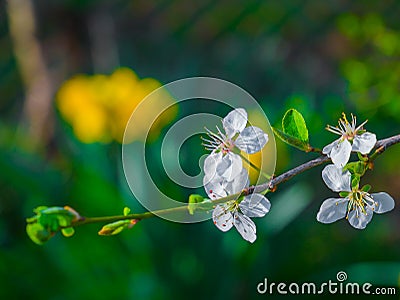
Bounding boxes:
216 152 243 181
203 174 227 199
330 139 352 168
347 206 373 229
235 126 269 154
352 132 377 155
203 152 223 176
321 164 351 192
222 108 248 138
316 197 348 224
239 194 271 218
212 205 233 232
322 140 337 155
225 167 249 195
233 212 256 243
372 192 395 214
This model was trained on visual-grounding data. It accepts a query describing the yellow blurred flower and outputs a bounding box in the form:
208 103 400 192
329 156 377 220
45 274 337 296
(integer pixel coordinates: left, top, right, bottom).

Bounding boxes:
57 68 177 143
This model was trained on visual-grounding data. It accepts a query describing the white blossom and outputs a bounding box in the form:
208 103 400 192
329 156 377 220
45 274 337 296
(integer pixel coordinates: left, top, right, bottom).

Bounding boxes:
202 108 268 180
323 113 376 168
317 164 395 229
206 167 271 243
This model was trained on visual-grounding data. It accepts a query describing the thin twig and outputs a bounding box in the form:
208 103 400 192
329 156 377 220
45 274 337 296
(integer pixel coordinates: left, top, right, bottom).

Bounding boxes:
70 134 400 227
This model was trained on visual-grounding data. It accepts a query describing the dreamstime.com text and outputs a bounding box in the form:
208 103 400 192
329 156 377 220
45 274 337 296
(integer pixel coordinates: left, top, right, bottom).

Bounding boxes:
257 271 397 295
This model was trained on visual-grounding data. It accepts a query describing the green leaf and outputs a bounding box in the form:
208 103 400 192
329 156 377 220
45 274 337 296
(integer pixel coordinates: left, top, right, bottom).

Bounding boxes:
123 207 131 216
272 127 310 151
272 108 311 151
33 206 48 214
351 175 360 189
344 161 367 176
188 194 204 215
282 109 309 144
357 152 368 162
26 223 54 245
26 206 82 245
339 191 350 197
98 219 138 236
361 184 372 193
61 227 75 237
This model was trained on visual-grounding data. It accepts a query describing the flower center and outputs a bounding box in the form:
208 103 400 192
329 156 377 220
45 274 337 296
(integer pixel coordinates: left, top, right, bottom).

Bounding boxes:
345 191 378 219
202 126 235 153
213 201 238 224
326 113 368 140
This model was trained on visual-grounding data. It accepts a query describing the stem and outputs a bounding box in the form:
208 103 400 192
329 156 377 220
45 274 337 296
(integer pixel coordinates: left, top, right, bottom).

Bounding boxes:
71 192 242 227
69 134 400 228
307 146 322 154
369 134 400 162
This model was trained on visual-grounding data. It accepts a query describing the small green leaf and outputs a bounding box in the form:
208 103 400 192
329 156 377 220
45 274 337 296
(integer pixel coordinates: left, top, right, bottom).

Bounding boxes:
98 219 138 236
357 152 368 162
26 223 54 245
344 161 366 176
361 184 372 193
282 109 309 144
33 206 48 214
26 206 82 245
351 175 360 189
61 227 75 237
339 191 350 197
188 194 204 215
39 213 60 232
344 162 357 173
123 207 131 216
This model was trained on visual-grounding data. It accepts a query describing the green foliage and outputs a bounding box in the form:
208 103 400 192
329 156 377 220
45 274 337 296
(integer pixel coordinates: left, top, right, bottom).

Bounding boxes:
188 194 204 215
123 207 131 216
282 109 309 143
344 161 367 176
26 222 54 245
273 109 311 151
98 207 138 236
339 191 350 198
351 175 360 190
2 2 400 299
26 206 81 245
361 184 372 193
337 13 400 117
61 227 75 237
188 194 213 215
98 219 138 236
357 152 369 162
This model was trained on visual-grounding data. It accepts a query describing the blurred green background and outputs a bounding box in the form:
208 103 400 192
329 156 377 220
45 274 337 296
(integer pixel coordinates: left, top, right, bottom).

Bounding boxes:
1 0 399 299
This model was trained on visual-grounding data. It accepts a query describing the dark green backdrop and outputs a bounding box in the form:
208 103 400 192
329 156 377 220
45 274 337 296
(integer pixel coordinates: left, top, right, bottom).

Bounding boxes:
0 0 399 299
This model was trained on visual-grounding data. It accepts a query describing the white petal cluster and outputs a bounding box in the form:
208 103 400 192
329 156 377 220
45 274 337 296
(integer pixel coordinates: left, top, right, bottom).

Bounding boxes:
317 165 395 229
323 113 376 168
202 108 270 242
203 108 268 181
208 168 271 243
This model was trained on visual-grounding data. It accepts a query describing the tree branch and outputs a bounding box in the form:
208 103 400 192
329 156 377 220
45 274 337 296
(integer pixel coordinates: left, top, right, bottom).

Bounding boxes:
71 133 400 227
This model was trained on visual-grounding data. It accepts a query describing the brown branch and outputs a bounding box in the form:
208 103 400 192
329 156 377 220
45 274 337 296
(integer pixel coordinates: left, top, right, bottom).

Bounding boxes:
61 134 400 227
371 134 400 160
375 134 400 149
253 134 400 194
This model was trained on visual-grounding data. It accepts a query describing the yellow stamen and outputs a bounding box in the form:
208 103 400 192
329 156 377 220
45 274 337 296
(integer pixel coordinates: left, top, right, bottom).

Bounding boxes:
341 112 349 125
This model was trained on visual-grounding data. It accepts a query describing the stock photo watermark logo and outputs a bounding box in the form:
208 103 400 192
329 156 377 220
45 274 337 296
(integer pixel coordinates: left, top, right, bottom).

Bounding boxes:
257 271 397 295
122 77 276 224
